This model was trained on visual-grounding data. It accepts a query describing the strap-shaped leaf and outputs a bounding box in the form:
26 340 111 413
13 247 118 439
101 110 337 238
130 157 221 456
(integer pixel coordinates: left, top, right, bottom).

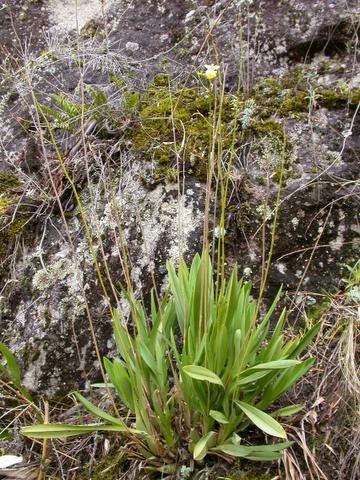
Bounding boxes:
286 321 321 358
21 423 136 439
0 342 21 385
209 410 229 424
214 440 292 459
183 365 223 386
193 431 216 460
74 393 124 427
213 443 256 457
260 357 315 407
103 358 134 411
271 404 304 417
245 359 301 371
237 370 270 386
235 401 287 438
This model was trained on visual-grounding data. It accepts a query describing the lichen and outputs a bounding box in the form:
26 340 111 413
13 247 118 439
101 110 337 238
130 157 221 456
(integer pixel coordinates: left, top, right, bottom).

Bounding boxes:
32 258 74 291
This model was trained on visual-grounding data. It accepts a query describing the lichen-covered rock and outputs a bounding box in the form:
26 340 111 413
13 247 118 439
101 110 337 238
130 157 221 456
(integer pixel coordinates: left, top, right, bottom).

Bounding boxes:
0 0 359 396
0 159 204 396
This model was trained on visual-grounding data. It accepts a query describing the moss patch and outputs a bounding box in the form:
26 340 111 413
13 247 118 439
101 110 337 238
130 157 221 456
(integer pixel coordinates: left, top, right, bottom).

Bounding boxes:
250 67 360 118
123 66 356 186
0 171 21 192
0 171 31 272
126 80 221 181
77 451 125 480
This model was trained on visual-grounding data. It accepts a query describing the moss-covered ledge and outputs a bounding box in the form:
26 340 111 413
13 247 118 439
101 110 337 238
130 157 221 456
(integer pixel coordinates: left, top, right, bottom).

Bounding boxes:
123 68 359 186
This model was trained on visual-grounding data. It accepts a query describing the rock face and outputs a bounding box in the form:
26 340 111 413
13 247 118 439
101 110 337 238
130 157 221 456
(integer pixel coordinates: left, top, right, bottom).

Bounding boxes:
0 0 359 395
0 159 204 396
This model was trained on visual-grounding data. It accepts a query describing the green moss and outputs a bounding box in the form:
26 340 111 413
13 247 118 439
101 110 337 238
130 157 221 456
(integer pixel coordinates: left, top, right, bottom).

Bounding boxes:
77 452 124 480
317 89 347 109
250 67 359 119
307 297 331 322
126 82 221 183
351 87 360 104
44 308 51 329
249 118 284 137
124 68 358 186
279 90 308 114
151 73 170 87
0 171 32 269
80 19 100 39
226 475 272 480
0 172 21 192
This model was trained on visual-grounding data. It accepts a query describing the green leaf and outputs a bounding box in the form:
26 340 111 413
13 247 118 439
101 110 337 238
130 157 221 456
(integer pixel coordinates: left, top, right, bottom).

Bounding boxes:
88 86 108 107
245 359 301 372
193 431 216 460
271 404 304 418
209 410 229 424
214 441 292 460
235 401 287 438
287 321 321 358
183 365 223 386
213 443 256 458
252 441 293 452
74 393 125 426
22 423 127 439
138 341 158 374
90 383 115 388
242 451 282 461
0 342 21 385
103 357 134 411
51 94 82 117
237 370 270 386
261 357 315 407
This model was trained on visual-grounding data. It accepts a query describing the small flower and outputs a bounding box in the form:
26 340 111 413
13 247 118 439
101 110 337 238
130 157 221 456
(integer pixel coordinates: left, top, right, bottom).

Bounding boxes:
204 64 220 80
214 225 226 238
243 267 252 278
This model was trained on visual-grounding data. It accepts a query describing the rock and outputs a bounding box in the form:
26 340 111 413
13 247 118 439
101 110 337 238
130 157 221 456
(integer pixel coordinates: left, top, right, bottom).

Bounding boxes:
0 160 204 397
0 0 359 396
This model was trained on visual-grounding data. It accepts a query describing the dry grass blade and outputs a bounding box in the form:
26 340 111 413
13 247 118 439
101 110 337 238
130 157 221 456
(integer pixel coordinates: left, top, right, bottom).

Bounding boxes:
284 290 360 480
282 447 307 480
339 316 360 404
0 461 40 480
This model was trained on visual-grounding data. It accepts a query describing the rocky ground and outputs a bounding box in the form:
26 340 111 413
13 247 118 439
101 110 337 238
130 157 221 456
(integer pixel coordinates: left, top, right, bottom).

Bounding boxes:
0 1 359 479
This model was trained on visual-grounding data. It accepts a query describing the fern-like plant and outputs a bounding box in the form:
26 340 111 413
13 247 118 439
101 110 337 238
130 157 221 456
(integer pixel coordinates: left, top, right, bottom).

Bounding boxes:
22 253 320 472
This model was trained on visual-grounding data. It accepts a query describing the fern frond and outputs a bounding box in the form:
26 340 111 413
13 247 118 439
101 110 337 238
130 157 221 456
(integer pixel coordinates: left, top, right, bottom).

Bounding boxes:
124 91 139 112
51 94 82 117
88 86 108 107
38 103 68 123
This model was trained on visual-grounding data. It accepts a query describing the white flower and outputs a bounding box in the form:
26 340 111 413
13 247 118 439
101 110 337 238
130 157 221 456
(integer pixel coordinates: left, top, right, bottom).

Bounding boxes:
214 225 226 238
204 64 220 80
243 267 252 278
